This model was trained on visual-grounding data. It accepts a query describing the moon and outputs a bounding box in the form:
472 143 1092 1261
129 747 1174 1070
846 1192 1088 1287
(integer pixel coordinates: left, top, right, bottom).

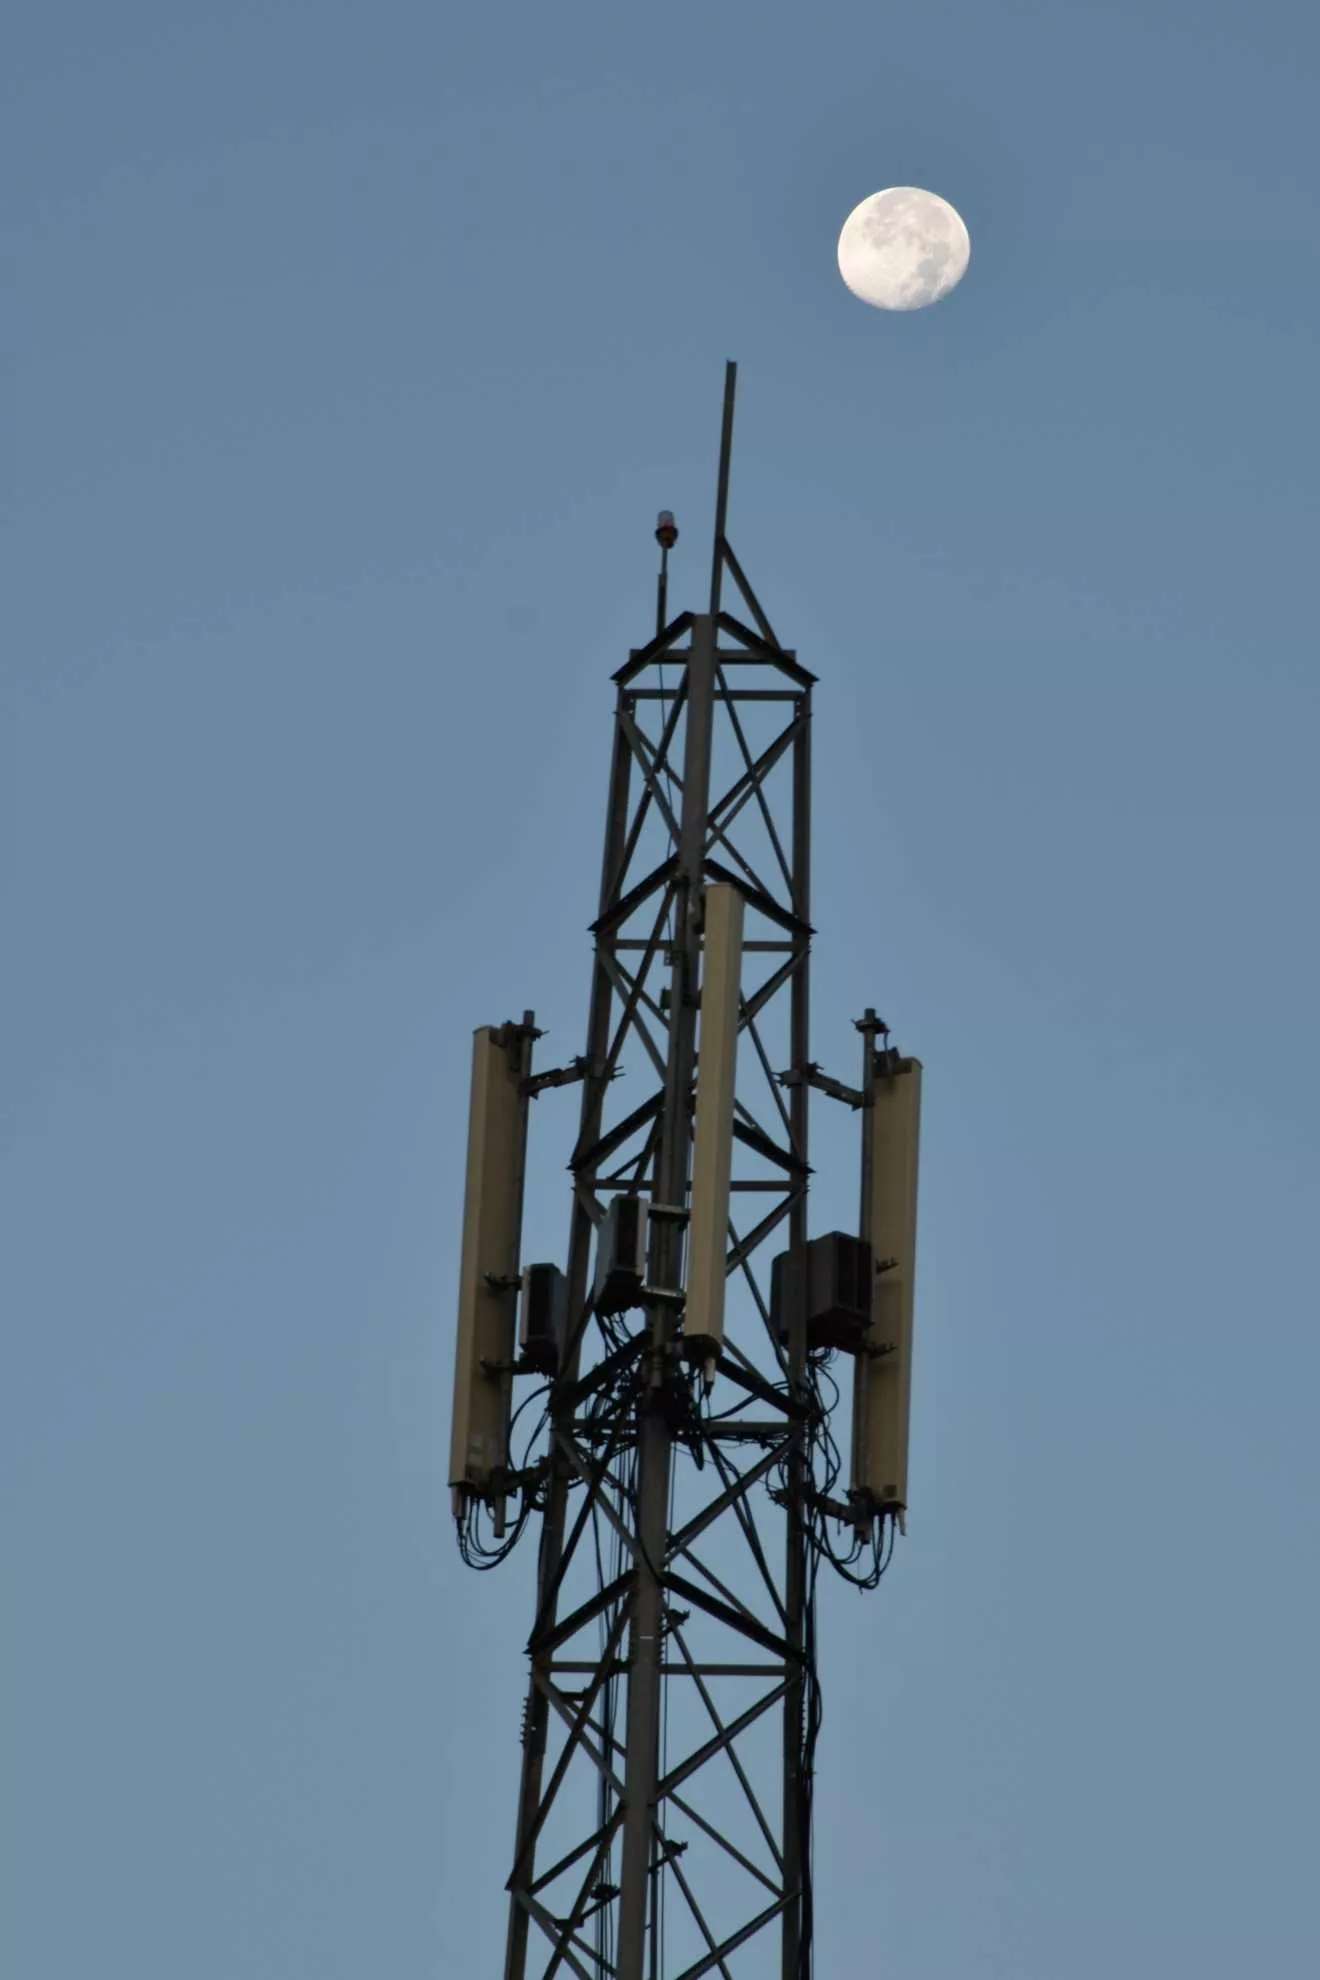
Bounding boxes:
837 187 970 312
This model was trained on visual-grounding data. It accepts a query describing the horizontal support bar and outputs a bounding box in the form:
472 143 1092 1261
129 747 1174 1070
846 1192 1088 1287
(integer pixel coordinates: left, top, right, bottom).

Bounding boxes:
631 688 800 703
702 1421 798 1443
612 939 795 953
618 645 802 675
549 1661 788 1678
779 1062 866 1109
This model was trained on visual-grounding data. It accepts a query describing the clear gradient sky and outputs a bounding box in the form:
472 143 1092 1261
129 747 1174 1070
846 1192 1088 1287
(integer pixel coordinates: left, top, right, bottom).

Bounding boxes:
4 3 1319 1976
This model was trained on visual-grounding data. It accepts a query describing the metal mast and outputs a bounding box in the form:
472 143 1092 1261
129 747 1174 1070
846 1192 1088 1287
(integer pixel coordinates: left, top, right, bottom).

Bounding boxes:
449 364 922 1980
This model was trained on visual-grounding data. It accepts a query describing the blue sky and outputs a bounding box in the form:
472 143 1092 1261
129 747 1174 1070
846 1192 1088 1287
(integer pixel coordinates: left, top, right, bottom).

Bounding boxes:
4 2 1318 1975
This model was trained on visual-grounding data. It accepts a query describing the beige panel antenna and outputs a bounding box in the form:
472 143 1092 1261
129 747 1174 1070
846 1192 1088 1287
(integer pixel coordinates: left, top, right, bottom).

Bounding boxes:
853 1057 922 1517
449 1024 531 1518
684 883 745 1359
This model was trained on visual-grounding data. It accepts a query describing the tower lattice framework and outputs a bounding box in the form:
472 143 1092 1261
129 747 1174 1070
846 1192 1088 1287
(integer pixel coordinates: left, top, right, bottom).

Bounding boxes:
452 365 914 1980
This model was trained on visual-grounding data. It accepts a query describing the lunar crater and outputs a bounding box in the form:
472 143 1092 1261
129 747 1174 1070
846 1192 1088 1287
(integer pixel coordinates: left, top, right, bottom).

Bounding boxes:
838 187 970 312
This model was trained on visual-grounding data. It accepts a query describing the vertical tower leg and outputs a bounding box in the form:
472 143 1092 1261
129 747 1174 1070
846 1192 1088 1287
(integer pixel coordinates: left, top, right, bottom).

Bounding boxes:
614 1387 674 1974
503 701 635 1980
617 604 718 1978
782 684 813 1980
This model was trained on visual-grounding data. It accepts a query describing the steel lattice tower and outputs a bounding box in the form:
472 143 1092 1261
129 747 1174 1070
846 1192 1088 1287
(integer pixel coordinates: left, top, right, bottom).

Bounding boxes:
449 364 922 1980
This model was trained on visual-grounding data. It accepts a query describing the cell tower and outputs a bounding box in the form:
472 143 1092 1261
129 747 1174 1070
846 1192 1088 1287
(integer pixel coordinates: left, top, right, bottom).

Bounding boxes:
449 364 922 1980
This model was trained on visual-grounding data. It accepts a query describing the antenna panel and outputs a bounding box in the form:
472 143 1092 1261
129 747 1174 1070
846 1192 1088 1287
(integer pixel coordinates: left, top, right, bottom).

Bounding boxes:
449 1025 528 1503
852 1057 923 1514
